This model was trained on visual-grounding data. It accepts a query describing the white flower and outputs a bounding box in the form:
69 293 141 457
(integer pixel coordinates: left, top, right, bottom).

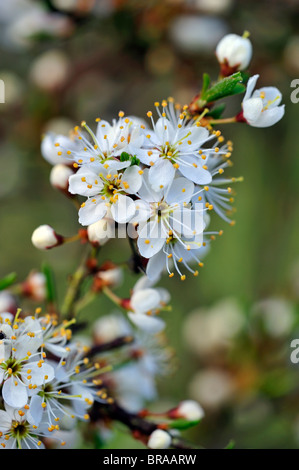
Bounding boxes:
127 276 170 333
0 403 47 449
134 170 203 254
50 164 73 191
41 132 78 166
216 33 252 71
133 170 206 280
0 315 55 409
191 137 241 225
105 318 171 411
147 429 172 449
138 100 215 189
240 74 285 127
68 163 143 226
175 400 205 421
31 225 61 250
56 114 144 170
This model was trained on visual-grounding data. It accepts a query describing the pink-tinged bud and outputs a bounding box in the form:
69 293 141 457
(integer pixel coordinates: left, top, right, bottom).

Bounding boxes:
22 271 47 302
216 33 252 76
87 219 114 246
168 400 205 421
96 266 123 290
0 292 18 315
147 429 172 449
50 164 74 192
120 298 132 310
31 225 63 250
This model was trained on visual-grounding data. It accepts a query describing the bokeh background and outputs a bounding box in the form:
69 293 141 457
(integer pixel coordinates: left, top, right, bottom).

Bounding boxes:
0 0 299 449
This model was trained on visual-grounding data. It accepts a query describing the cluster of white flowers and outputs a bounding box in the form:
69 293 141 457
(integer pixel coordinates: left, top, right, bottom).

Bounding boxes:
0 310 110 449
41 101 237 284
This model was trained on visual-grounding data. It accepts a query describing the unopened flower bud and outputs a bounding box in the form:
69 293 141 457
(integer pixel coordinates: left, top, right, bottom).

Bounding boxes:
50 164 73 192
147 429 172 449
97 267 123 289
93 314 131 345
22 272 47 302
169 400 205 422
0 292 17 315
216 33 252 76
87 219 115 246
31 225 63 250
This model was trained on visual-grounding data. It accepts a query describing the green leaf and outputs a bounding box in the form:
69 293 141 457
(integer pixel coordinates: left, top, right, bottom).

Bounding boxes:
120 152 140 166
130 155 140 166
120 152 130 162
0 273 17 291
42 263 56 303
225 440 235 449
204 72 244 103
201 73 211 95
207 103 226 119
168 418 200 430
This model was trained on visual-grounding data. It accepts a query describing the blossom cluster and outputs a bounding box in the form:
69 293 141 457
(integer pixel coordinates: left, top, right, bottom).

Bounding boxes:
41 102 235 283
0 310 109 449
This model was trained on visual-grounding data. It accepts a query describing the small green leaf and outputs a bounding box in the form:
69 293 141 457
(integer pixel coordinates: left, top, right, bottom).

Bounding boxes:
42 263 56 303
204 72 243 103
207 103 226 119
201 73 211 95
120 152 130 162
130 155 140 166
225 440 235 449
0 273 17 291
168 418 200 430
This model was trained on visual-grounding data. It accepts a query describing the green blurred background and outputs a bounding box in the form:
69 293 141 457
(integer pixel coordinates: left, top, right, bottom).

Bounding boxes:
0 0 299 449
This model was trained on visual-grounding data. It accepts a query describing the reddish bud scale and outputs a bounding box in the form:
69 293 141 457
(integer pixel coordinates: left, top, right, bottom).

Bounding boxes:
235 111 247 123
120 298 131 310
219 60 240 78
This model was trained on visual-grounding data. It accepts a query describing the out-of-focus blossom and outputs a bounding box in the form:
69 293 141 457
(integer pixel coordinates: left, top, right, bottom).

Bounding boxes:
126 276 170 333
251 297 295 338
30 50 71 92
147 429 172 449
169 15 228 54
22 271 47 302
195 0 233 14
183 298 245 356
0 292 17 315
189 369 236 410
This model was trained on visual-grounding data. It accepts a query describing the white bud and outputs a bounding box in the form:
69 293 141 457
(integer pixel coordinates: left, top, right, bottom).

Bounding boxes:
93 314 131 344
87 219 114 246
25 272 47 302
31 225 59 250
216 33 252 71
176 400 205 421
0 293 17 315
97 268 123 289
50 164 73 191
147 429 172 449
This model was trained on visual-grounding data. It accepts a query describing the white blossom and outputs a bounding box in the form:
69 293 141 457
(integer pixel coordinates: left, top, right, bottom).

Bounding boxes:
241 74 285 127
